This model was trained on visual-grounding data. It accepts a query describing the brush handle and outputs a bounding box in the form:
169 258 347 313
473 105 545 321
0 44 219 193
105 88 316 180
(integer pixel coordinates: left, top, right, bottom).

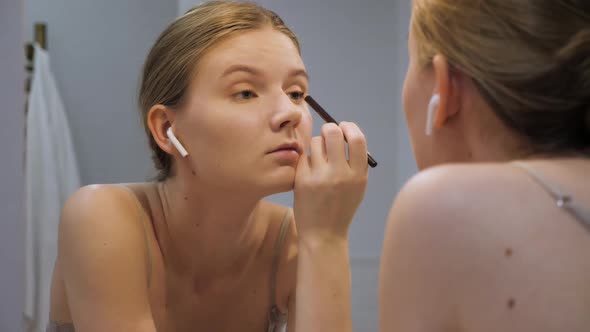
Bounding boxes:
305 96 378 168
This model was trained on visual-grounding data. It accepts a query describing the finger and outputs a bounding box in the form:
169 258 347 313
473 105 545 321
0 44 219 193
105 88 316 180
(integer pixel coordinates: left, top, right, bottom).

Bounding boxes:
321 123 346 165
310 136 326 168
340 121 368 172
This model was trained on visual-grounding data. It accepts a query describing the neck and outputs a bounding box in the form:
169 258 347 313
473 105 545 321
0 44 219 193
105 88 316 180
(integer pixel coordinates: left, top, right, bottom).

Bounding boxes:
469 140 525 162
464 113 533 163
157 175 267 286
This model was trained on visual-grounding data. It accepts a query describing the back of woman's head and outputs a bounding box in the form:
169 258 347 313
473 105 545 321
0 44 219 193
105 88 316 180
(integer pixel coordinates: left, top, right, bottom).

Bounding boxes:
412 0 590 155
138 0 300 181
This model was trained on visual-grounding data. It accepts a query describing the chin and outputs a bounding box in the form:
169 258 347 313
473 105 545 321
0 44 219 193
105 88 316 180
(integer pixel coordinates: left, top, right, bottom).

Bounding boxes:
258 167 296 195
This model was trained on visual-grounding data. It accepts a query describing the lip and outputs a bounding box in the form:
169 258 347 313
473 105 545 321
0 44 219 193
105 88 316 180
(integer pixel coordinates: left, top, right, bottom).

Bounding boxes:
267 142 303 155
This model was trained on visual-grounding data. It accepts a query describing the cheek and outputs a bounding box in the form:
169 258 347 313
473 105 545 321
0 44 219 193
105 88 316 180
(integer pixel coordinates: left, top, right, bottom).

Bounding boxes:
182 105 240 156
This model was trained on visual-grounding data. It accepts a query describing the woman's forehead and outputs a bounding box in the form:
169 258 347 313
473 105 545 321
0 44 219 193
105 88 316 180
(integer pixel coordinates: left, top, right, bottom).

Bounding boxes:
197 29 303 76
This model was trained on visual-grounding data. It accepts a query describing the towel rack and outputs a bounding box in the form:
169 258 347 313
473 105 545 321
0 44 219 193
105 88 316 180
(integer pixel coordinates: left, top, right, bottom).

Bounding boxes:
25 22 47 94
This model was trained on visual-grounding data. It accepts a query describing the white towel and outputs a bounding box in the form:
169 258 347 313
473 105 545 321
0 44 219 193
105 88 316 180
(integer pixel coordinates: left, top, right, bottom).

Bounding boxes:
24 44 81 332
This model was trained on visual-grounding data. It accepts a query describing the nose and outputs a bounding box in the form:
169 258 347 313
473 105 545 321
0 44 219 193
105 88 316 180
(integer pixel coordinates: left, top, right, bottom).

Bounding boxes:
270 93 303 131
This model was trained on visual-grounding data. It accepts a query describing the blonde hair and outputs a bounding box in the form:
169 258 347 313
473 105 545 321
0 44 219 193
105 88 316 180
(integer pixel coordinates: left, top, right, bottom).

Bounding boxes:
412 0 590 155
138 1 301 181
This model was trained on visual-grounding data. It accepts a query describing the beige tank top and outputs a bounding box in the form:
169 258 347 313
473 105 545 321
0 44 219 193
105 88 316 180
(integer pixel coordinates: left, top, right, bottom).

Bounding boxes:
47 207 292 332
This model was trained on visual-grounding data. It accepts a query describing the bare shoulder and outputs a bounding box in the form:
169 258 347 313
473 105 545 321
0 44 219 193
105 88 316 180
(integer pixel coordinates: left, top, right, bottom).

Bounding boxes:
380 162 590 331
381 162 521 274
56 184 156 330
393 162 521 209
382 161 551 276
59 184 145 242
378 163 519 331
379 165 520 332
385 160 588 251
58 184 150 284
386 162 530 238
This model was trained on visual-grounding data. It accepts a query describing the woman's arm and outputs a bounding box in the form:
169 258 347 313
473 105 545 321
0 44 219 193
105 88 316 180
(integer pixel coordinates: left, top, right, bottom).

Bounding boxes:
58 185 157 332
291 122 368 332
291 236 352 332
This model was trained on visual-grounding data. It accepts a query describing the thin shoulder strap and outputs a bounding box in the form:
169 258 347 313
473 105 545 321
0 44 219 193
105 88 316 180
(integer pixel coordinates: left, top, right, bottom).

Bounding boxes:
117 185 153 288
140 205 153 288
512 161 590 231
269 208 292 309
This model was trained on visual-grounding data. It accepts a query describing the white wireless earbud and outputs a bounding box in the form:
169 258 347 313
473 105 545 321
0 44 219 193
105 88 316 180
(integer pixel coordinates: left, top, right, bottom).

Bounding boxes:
425 94 440 136
166 127 189 157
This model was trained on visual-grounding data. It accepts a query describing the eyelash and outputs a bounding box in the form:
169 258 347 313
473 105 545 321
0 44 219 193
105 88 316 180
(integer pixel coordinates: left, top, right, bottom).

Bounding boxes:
235 90 257 100
289 91 305 101
233 90 306 102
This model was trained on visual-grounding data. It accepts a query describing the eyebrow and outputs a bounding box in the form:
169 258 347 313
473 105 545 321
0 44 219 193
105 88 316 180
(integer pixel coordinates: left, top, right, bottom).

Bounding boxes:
288 68 310 81
220 64 310 82
221 65 262 78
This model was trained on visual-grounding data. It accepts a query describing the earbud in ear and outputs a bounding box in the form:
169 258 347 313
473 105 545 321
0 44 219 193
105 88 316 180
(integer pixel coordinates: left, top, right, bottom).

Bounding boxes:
425 94 440 136
166 127 189 157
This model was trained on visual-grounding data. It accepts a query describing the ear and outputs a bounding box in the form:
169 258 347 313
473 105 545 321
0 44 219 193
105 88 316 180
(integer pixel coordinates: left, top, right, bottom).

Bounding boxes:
147 104 178 156
432 54 460 129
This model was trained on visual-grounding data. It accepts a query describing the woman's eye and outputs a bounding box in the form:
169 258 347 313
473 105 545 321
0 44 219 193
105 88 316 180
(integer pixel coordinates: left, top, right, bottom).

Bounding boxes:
235 90 257 100
289 91 305 101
